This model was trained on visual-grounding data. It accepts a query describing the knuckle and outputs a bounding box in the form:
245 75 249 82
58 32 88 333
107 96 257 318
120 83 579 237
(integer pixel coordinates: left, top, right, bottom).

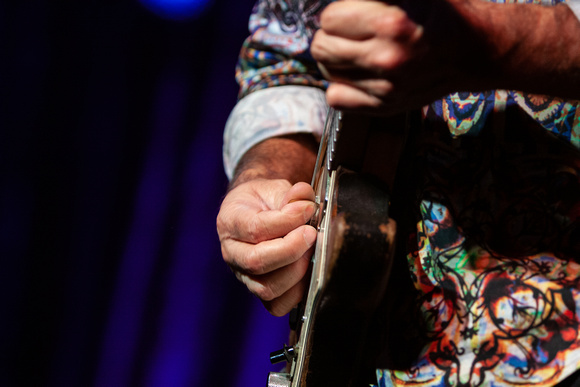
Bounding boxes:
244 248 266 275
216 202 233 234
374 8 408 37
325 85 341 105
368 48 406 72
393 14 412 37
319 3 339 29
216 213 227 236
370 80 394 97
253 283 276 302
310 35 328 62
246 216 265 243
272 178 292 194
264 301 289 317
220 245 231 264
263 284 304 317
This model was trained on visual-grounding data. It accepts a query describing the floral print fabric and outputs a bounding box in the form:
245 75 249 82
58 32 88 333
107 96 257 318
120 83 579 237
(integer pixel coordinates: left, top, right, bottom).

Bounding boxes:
229 0 580 384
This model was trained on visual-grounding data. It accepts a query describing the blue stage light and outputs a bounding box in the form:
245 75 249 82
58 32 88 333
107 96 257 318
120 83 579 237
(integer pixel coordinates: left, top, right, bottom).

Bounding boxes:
139 0 212 20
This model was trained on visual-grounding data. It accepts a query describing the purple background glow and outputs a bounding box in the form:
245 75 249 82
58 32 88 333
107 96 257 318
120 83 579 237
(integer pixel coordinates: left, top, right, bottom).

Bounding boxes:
0 1 290 386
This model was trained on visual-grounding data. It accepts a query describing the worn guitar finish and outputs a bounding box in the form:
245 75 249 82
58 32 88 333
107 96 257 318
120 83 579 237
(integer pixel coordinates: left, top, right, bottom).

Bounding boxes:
268 109 410 387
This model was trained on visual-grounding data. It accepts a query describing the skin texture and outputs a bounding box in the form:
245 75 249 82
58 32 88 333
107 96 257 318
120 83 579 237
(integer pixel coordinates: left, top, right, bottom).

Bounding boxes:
311 0 580 115
217 0 580 316
217 134 318 316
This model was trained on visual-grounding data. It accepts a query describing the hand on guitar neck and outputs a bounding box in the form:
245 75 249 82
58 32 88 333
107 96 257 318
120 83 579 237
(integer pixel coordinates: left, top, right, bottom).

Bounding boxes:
216 134 319 317
311 0 580 116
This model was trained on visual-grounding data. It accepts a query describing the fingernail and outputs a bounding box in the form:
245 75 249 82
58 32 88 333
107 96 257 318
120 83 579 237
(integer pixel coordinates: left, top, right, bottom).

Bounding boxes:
282 201 315 220
303 226 317 246
304 202 316 222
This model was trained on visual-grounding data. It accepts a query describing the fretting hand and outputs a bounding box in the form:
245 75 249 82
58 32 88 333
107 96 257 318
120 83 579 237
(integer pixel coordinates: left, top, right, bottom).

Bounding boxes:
217 179 317 316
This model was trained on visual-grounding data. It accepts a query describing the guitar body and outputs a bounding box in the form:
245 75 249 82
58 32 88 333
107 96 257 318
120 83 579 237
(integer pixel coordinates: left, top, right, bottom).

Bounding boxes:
301 168 396 386
268 109 411 387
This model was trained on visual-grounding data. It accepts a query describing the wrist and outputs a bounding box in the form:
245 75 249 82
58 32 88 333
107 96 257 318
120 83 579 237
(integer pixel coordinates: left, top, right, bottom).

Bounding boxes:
229 133 319 191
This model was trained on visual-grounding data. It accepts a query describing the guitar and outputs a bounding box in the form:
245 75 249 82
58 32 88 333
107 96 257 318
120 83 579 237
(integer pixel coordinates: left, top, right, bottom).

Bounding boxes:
267 108 412 386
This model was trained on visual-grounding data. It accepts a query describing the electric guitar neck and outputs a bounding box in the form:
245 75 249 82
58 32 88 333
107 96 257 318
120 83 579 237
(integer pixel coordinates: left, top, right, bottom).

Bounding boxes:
267 108 411 387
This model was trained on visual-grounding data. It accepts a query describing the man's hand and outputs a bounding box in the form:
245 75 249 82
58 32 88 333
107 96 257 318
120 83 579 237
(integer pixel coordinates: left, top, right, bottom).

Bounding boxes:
218 134 318 316
312 0 580 112
217 179 317 316
311 0 484 115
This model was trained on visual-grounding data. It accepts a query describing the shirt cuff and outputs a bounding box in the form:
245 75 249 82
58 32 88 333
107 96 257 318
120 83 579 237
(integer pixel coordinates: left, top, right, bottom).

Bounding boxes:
567 0 580 19
223 85 328 180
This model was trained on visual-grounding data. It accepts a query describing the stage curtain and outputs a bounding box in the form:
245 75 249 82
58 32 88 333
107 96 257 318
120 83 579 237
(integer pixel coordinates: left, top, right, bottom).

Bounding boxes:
0 1 289 386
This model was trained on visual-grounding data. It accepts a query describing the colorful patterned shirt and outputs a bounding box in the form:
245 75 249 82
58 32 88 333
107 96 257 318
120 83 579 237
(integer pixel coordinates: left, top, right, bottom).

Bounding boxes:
224 0 580 385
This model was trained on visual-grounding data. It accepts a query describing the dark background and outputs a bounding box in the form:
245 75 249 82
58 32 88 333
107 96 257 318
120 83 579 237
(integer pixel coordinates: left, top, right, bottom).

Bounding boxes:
0 1 289 385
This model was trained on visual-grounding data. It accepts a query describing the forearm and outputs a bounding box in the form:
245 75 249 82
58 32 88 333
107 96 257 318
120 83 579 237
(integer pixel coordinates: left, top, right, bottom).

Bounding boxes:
454 0 580 98
230 133 319 190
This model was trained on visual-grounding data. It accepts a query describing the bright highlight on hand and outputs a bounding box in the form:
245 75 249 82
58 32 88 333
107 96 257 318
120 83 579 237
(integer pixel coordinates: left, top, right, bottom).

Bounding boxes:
217 180 317 316
311 0 479 115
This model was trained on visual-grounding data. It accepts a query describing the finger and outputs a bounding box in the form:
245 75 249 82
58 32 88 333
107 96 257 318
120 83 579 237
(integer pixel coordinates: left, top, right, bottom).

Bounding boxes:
236 246 312 303
347 78 394 98
223 224 318 275
321 2 420 42
320 2 381 39
326 82 384 110
312 30 372 69
282 182 315 206
313 29 411 75
263 274 310 317
318 63 395 96
318 62 378 81
225 199 316 243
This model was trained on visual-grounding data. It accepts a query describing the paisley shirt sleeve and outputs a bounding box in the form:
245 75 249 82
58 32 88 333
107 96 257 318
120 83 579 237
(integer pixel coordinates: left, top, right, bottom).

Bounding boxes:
235 0 331 98
223 0 333 179
223 85 327 180
568 0 580 19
